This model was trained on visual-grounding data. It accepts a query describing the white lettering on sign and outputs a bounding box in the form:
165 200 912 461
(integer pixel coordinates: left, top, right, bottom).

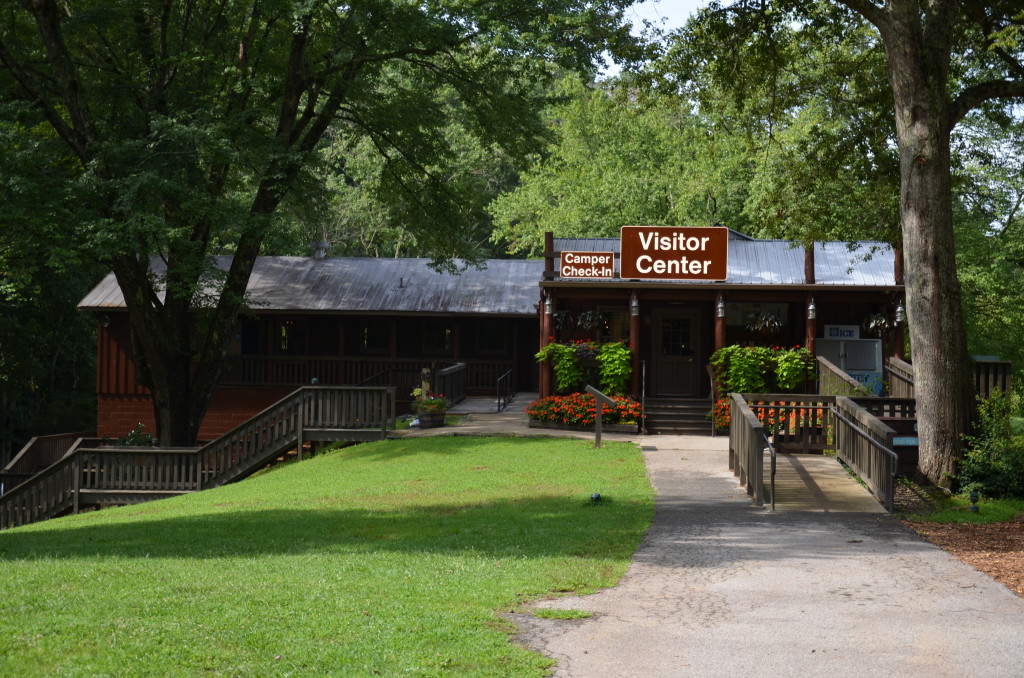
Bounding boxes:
560 251 614 279
620 226 728 281
635 255 712 276
637 232 712 252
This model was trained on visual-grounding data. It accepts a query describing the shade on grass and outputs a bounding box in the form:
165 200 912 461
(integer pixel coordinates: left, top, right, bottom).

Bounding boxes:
0 436 653 676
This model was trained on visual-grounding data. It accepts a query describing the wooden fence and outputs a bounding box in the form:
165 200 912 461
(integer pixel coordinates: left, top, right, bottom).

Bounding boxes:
0 387 395 530
729 394 903 512
222 355 514 394
742 395 832 454
729 394 775 508
885 357 915 398
435 363 468 405
832 396 899 512
884 356 1012 400
1 432 98 496
817 356 865 396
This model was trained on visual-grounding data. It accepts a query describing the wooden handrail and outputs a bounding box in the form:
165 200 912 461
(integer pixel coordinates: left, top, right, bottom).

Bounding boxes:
0 387 396 530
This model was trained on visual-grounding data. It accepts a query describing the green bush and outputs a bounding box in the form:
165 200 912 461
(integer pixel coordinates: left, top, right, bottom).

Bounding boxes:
959 390 1024 498
710 345 815 395
536 340 633 395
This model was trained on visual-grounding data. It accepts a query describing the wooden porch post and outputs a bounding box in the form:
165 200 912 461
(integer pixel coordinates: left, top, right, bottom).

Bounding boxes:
894 249 906 360
805 293 817 355
714 294 726 353
540 292 553 398
629 292 640 397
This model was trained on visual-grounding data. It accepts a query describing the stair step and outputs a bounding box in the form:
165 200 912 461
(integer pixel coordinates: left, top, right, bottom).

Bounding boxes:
642 399 714 435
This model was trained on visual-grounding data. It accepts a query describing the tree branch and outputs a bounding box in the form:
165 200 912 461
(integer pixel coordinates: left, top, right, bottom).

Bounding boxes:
834 0 888 34
949 79 1024 129
28 0 100 148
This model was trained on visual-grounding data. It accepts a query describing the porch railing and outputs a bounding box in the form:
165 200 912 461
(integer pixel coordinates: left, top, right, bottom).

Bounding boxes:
884 356 1012 400
1 432 98 496
496 367 516 412
743 396 832 454
817 356 864 396
730 393 903 512
885 357 915 398
222 355 513 394
832 396 899 512
435 363 467 405
0 386 395 530
729 394 776 508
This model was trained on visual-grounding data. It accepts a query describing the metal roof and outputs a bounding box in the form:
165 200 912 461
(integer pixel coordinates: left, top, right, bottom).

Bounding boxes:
552 238 897 286
79 257 545 317
79 236 897 316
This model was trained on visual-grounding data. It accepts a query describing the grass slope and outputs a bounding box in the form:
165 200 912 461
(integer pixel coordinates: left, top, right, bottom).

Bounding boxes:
0 436 653 677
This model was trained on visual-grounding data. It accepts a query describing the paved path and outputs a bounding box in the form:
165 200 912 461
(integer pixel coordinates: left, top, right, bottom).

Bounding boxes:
514 435 1024 677
405 396 1024 676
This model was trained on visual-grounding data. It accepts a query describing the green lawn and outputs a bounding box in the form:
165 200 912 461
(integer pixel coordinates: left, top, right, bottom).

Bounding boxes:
0 436 653 677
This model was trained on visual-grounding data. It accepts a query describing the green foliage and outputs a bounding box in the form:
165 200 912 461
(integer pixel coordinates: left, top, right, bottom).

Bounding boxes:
532 608 593 620
535 340 633 395
0 237 100 454
0 436 653 676
710 345 815 395
535 341 587 392
111 423 156 447
488 75 754 254
596 341 633 395
643 5 900 245
410 391 451 414
774 347 817 391
959 391 1024 498
0 0 642 444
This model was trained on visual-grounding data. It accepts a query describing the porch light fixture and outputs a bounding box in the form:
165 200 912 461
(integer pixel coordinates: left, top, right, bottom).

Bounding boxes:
630 295 639 317
716 297 726 318
544 297 553 315
807 299 817 320
895 302 905 323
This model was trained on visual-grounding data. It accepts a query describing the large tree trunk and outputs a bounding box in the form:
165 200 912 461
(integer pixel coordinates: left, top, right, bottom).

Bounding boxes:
880 4 974 486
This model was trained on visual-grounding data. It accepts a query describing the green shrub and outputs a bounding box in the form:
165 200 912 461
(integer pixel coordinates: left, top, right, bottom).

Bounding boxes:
959 390 1024 498
536 339 633 395
710 345 815 395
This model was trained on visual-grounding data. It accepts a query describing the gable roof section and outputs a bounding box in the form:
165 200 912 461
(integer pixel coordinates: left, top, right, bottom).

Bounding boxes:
79 257 545 317
552 238 897 286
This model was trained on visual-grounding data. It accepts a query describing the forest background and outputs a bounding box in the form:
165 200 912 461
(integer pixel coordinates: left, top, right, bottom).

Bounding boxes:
1 1 1021 479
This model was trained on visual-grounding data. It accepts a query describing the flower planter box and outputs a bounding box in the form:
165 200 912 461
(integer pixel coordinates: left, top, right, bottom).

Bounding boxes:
527 420 639 434
418 412 447 428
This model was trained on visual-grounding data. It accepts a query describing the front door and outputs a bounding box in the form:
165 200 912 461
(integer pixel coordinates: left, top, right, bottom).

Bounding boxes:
653 310 701 396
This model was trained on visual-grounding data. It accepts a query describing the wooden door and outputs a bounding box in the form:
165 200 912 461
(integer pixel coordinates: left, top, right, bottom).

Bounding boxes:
653 310 701 396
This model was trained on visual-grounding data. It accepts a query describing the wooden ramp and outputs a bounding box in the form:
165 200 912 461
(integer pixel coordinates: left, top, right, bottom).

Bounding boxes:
771 453 886 513
0 386 396 530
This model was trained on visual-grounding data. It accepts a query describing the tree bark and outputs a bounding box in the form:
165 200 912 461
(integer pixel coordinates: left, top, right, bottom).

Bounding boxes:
875 2 974 486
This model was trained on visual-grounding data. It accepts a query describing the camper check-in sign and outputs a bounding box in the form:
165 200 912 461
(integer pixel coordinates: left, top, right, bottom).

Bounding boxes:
619 226 728 280
559 251 615 279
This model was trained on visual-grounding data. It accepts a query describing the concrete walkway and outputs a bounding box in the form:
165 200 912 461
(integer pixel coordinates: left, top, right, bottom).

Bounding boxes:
402 395 1024 676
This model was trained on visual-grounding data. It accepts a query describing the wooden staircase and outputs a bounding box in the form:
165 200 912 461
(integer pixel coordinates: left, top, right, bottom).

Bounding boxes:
0 386 396 530
644 398 714 435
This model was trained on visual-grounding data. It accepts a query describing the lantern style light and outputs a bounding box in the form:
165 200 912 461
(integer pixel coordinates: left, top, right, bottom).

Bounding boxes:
630 295 639 317
895 302 905 323
807 299 817 320
716 297 726 319
544 297 553 315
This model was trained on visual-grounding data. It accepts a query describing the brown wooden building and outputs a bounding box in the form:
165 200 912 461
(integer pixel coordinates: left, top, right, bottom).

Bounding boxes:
79 257 543 440
78 228 904 439
537 230 904 399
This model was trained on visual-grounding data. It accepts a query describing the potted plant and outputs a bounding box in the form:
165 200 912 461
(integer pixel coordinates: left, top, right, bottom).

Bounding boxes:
411 389 451 428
